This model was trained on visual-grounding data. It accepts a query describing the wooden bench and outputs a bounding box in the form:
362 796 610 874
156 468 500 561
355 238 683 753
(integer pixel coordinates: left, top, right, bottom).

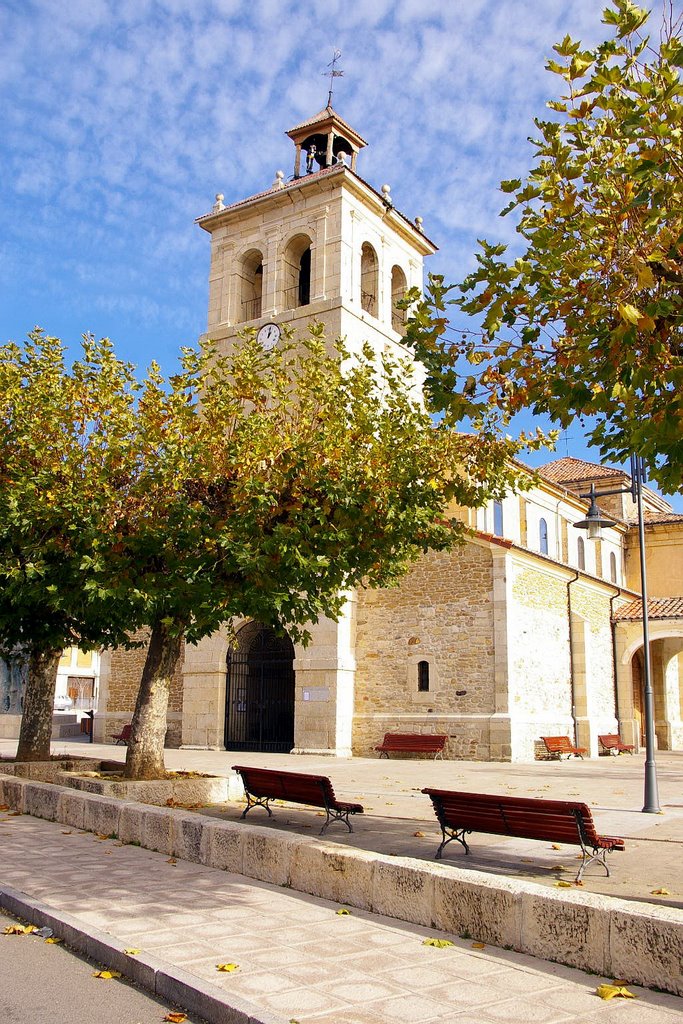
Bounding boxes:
375 733 447 759
232 765 364 834
541 735 587 760
599 734 634 755
110 724 132 746
422 788 624 882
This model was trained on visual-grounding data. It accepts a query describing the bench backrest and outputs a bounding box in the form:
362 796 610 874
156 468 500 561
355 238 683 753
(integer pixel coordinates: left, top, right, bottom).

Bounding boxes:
422 788 601 848
542 735 575 753
232 765 334 809
381 734 446 751
598 734 621 749
116 724 132 740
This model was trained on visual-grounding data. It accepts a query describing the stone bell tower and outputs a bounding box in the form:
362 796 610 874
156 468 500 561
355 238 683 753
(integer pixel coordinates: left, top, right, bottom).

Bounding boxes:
183 106 437 756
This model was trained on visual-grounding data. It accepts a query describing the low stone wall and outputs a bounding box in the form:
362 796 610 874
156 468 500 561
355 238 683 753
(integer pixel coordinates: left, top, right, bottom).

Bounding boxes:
1 771 681 997
57 770 240 806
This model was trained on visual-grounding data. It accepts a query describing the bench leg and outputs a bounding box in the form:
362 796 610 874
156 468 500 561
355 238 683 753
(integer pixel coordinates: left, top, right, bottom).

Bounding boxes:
576 843 611 882
378 751 389 759
240 793 273 820
320 807 355 835
435 826 471 860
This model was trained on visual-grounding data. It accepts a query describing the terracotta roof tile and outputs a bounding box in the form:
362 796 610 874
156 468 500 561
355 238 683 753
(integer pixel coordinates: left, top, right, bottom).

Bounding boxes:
538 457 625 485
614 597 683 621
642 510 683 525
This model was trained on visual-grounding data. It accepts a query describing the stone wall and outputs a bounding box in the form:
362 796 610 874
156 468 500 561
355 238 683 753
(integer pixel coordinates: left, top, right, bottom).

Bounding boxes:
98 632 185 747
353 543 496 759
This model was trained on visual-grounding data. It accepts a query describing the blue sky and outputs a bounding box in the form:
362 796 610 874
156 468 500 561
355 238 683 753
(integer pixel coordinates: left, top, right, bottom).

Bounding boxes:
1 0 681 509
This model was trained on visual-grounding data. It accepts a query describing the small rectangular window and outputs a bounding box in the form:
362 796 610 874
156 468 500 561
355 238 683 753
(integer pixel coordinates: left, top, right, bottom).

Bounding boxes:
493 500 504 537
417 660 430 692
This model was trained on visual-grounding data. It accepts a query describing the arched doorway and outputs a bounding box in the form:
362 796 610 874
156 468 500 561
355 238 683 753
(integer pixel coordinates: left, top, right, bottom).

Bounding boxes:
224 622 295 752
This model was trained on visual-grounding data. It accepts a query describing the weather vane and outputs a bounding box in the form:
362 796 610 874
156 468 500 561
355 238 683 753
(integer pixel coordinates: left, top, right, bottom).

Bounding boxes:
323 48 344 107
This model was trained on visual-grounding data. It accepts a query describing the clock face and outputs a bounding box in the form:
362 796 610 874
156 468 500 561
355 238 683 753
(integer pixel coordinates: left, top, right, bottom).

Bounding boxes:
256 322 281 350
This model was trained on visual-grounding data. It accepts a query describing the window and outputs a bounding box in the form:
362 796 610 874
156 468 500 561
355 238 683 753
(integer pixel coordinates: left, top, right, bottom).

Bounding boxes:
610 551 618 583
282 234 312 310
239 249 263 322
360 242 378 316
417 660 430 692
577 536 585 571
391 265 407 333
493 500 504 537
539 518 549 555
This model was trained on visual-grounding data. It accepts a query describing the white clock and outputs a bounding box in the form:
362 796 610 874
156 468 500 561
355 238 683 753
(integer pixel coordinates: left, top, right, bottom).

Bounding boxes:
256 322 281 350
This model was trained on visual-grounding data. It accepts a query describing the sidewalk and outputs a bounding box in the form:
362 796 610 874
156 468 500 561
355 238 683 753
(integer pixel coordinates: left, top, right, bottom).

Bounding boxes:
6 738 681 908
1 811 681 1024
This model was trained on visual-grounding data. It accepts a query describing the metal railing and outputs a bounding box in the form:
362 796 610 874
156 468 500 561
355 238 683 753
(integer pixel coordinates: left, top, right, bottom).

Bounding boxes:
241 297 262 322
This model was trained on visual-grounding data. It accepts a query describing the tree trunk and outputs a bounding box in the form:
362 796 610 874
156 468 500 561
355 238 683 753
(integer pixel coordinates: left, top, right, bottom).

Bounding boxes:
124 622 183 780
16 648 61 762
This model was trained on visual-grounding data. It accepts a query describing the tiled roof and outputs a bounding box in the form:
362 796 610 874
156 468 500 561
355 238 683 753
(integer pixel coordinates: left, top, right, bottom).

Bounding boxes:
287 105 367 145
642 510 683 525
538 457 625 485
196 165 344 220
614 597 683 621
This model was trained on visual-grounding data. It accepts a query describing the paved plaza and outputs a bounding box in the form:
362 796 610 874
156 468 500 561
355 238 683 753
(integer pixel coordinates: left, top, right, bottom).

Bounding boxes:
1 738 682 1023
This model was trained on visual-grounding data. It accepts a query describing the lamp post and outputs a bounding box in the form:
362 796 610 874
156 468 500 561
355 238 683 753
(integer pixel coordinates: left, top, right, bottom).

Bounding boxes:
572 454 660 814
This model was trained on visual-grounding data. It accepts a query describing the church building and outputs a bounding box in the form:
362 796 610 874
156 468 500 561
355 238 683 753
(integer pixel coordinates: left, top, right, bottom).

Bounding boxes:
6 105 682 762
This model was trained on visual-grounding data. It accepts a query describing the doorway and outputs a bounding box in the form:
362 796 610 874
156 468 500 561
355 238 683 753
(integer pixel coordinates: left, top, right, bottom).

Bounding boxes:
224 622 295 752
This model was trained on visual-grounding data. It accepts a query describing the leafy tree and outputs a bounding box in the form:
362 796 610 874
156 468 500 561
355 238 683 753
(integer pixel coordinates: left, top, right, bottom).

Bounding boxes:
0 331 143 761
0 326 525 776
405 1 683 493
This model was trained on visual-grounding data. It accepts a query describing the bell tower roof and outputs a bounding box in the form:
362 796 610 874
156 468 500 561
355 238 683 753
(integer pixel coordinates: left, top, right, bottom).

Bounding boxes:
286 105 367 150
286 104 367 178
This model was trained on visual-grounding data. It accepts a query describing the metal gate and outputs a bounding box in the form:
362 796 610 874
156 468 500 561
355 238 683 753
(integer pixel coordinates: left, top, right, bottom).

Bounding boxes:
224 622 295 753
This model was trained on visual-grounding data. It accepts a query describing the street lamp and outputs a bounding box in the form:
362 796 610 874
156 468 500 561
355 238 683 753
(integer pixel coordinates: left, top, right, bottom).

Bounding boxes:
572 454 660 814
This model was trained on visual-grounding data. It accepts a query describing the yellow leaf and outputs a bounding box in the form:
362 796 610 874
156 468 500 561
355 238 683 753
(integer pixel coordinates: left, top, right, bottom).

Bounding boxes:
45 937 63 944
216 963 239 972
596 984 636 1000
422 938 454 948
471 942 486 949
554 881 573 888
552 865 570 871
618 302 642 326
336 908 351 916
637 265 656 289
124 948 141 955
4 924 37 935
637 314 656 332
93 970 121 979
651 888 670 895
551 844 562 850
413 831 425 837
167 858 177 865
164 1014 187 1023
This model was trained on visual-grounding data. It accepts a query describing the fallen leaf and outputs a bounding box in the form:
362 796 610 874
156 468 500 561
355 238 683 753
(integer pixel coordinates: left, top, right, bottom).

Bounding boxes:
93 970 121 979
596 984 636 1000
413 831 425 837
336 909 351 916
96 833 110 840
61 831 72 835
554 881 573 888
216 963 239 972
4 924 38 935
551 844 562 850
650 888 670 895
471 942 486 949
164 1014 187 1023
167 858 177 865
551 865 570 872
8 811 22 816
422 938 454 948
124 948 141 955
0 804 9 811
45 937 63 944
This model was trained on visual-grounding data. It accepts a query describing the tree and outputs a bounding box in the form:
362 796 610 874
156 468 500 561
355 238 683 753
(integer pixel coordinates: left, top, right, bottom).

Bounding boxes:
0 326 525 775
405 1 683 493
106 329 526 779
0 331 144 761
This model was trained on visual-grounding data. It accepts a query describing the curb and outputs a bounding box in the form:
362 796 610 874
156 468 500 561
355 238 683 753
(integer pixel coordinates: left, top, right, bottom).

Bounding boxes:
0 885 286 1024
